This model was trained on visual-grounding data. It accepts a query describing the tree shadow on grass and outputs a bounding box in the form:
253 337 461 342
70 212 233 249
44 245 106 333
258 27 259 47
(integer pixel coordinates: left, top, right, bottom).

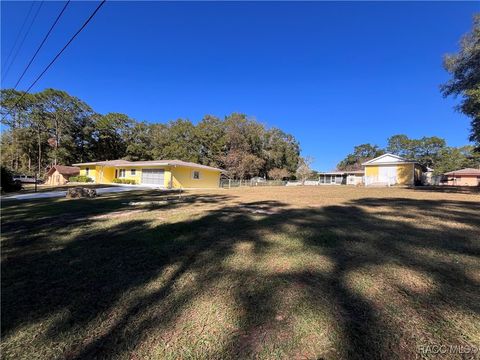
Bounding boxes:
411 185 480 194
1 194 479 359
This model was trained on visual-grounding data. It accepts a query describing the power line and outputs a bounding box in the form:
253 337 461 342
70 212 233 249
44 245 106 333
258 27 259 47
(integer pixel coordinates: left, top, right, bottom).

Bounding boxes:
13 1 71 89
2 1 44 80
2 1 35 69
1 0 107 121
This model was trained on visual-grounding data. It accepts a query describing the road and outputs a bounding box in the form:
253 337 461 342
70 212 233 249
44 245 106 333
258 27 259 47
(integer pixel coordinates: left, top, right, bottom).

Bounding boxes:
2 186 153 201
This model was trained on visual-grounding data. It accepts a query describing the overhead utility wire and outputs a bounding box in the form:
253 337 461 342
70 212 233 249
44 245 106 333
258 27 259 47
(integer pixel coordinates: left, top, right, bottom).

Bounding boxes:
3 1 45 80
13 0 71 89
2 1 35 69
1 0 106 122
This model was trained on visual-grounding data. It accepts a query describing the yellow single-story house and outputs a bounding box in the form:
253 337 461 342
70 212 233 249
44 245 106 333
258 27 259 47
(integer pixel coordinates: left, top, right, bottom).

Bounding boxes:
362 153 424 186
71 159 223 188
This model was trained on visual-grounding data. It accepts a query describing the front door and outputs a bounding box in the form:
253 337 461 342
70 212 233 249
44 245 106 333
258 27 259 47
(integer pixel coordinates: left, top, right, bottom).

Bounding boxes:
141 169 165 186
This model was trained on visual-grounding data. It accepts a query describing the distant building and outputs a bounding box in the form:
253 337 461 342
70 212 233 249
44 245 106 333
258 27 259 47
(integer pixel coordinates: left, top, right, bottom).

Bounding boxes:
45 165 80 185
362 153 425 186
442 168 480 186
318 170 364 185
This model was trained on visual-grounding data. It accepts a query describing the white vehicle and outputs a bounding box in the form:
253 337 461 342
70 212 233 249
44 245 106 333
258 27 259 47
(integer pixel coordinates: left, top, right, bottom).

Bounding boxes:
13 175 40 183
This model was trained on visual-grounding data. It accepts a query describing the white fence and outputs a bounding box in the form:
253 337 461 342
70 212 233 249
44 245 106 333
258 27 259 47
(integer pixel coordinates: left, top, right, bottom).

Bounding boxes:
364 176 397 186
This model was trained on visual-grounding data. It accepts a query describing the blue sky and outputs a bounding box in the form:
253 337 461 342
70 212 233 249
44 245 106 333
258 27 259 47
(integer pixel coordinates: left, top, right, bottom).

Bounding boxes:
1 1 478 170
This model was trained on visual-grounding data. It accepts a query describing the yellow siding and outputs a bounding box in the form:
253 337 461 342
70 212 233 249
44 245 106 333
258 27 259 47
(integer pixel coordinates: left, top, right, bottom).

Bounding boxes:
78 164 220 188
79 166 97 181
119 167 142 183
94 166 115 184
366 163 421 185
365 166 378 177
170 166 221 188
396 163 414 185
164 168 173 188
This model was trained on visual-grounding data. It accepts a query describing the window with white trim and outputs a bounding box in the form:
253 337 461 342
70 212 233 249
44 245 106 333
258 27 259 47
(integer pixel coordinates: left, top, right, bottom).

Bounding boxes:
192 170 200 180
119 169 126 178
131 169 136 176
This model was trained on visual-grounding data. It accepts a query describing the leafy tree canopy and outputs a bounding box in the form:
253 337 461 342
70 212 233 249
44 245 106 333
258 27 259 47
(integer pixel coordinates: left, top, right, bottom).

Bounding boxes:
337 144 384 171
387 134 446 168
442 14 480 148
1 88 300 180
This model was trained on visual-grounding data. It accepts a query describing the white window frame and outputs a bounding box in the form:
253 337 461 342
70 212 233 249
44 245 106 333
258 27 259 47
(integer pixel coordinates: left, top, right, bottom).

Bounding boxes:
130 169 136 176
119 169 126 178
192 170 200 180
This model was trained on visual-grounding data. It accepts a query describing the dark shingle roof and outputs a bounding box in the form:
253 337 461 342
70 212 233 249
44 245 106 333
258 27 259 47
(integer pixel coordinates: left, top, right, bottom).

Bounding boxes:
47 165 80 176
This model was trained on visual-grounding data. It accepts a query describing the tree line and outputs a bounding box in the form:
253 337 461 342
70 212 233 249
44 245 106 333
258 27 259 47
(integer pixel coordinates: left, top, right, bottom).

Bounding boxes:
442 14 480 150
336 134 480 175
0 88 301 179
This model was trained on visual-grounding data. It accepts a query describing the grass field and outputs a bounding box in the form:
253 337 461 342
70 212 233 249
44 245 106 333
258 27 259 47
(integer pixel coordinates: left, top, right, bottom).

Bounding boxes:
1 186 479 359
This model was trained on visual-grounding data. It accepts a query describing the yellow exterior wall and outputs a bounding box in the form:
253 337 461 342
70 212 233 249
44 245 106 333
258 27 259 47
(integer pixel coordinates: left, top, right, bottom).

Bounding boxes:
78 164 220 188
396 163 414 185
79 166 97 181
164 167 173 188
170 166 221 188
365 166 378 177
93 166 116 184
118 167 143 183
365 163 420 185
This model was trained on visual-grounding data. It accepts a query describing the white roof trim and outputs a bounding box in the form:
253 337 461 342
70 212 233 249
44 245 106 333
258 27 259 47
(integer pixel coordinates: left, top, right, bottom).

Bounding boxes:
362 153 414 165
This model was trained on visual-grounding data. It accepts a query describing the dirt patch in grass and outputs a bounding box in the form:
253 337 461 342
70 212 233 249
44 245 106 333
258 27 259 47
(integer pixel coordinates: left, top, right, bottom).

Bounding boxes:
1 186 479 359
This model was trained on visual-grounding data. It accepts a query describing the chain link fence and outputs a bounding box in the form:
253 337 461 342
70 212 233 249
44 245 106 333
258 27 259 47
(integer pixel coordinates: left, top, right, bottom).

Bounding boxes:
220 179 287 188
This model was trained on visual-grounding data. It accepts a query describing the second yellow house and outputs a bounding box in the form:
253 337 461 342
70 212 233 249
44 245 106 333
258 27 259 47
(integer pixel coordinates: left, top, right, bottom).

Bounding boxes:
362 153 425 186
72 159 223 189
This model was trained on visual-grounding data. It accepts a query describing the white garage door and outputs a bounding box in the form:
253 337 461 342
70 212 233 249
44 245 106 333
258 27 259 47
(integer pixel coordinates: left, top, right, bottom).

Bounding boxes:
141 169 164 186
379 166 397 184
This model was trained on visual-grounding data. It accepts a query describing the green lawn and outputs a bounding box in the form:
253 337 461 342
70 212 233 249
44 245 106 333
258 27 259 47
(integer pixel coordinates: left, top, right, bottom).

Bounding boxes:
1 187 479 359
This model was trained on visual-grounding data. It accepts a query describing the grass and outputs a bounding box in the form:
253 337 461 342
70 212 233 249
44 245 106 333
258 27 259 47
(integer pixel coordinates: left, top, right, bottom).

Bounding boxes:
1 186 479 359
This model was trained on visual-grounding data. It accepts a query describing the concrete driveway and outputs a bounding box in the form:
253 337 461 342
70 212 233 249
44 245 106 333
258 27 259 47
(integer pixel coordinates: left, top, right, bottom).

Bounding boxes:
2 186 153 201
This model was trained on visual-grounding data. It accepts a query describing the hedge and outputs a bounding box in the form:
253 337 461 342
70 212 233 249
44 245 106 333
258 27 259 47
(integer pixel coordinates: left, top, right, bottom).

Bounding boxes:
112 178 136 185
69 175 93 183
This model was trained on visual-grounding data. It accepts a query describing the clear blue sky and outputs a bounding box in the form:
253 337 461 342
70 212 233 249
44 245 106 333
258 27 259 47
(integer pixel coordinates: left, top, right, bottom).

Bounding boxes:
1 1 478 170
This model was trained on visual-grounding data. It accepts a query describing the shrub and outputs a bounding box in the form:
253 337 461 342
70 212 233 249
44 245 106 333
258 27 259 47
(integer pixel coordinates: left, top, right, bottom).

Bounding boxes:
69 175 93 183
1 166 22 192
112 178 136 185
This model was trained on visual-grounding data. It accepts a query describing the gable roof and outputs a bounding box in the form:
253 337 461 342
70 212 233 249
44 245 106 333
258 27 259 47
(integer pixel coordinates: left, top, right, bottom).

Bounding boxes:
46 165 80 176
362 153 417 166
444 168 480 176
72 159 223 172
